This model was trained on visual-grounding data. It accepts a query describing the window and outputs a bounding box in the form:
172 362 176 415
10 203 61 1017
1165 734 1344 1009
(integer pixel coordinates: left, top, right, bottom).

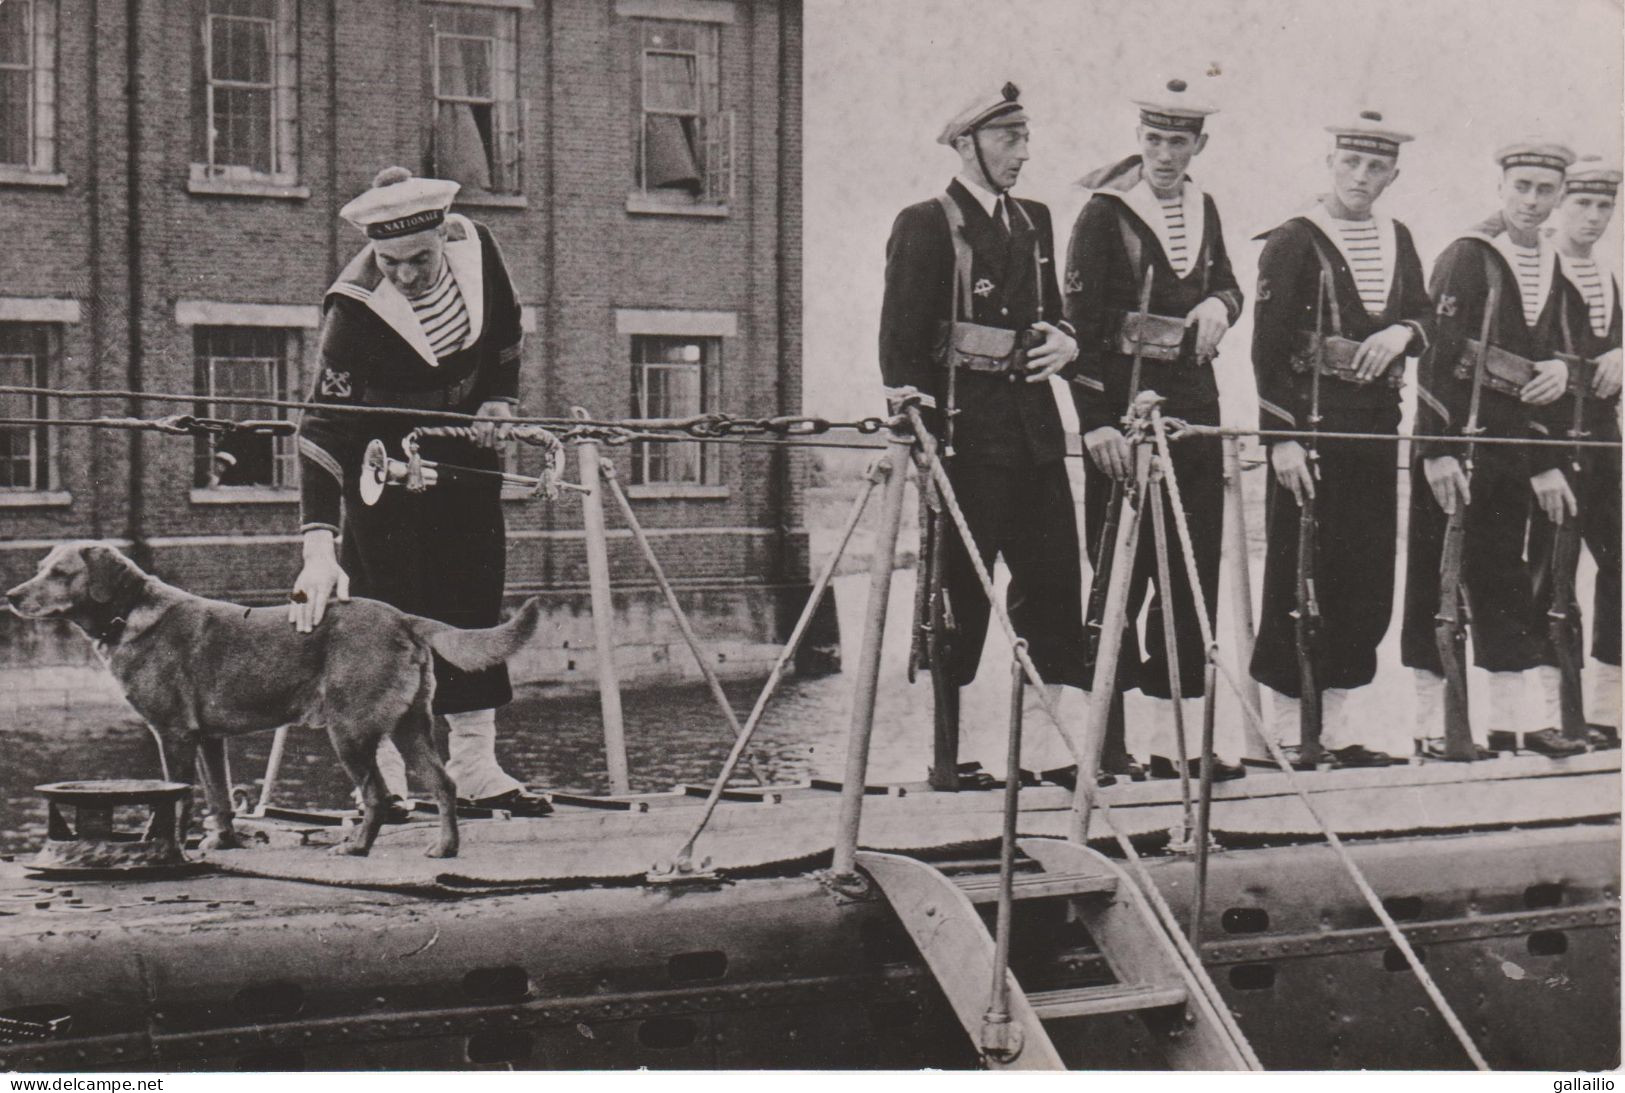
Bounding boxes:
631 335 718 485
0 323 55 491
195 0 298 183
426 5 521 196
634 20 731 206
193 327 299 489
0 0 57 174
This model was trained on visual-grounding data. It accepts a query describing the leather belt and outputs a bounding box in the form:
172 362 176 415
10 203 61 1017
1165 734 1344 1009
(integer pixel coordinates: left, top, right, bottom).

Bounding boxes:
1291 332 1404 389
362 370 479 411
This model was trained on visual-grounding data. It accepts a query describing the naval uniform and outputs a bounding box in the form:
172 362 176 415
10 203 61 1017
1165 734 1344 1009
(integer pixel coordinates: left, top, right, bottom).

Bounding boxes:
1249 205 1431 706
1065 158 1244 710
1529 255 1622 675
879 177 1087 691
1400 214 1580 685
298 213 523 715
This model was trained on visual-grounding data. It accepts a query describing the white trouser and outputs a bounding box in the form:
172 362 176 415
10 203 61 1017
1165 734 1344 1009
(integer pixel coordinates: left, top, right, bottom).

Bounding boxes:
374 708 523 801
1413 668 1533 743
1589 662 1622 729
990 683 1081 777
1145 696 1210 760
1266 687 1364 751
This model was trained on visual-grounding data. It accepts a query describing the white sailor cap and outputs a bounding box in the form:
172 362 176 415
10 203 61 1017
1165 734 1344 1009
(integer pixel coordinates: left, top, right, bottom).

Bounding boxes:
340 168 460 239
1326 110 1413 158
1565 155 1622 196
1494 138 1576 174
1131 78 1217 134
936 82 1029 146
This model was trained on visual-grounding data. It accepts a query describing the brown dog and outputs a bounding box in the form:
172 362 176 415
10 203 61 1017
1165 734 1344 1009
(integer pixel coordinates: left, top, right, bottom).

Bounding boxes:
4 541 543 859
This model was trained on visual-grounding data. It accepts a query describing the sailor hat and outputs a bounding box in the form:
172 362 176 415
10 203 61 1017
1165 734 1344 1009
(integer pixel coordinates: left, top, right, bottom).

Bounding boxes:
1565 155 1622 196
936 81 1028 146
340 169 461 239
1131 78 1217 134
1326 110 1413 158
1494 138 1576 174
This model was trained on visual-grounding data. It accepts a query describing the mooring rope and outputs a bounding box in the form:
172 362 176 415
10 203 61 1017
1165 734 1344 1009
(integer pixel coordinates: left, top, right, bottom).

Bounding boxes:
1147 408 1493 1071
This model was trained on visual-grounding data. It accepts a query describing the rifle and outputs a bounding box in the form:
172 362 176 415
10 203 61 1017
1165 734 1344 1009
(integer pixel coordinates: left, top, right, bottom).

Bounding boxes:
1292 270 1329 766
1434 281 1499 761
1549 335 1591 742
1083 266 1156 693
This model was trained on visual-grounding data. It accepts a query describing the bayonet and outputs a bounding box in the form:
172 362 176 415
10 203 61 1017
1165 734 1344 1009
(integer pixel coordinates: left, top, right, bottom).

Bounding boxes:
1291 270 1329 767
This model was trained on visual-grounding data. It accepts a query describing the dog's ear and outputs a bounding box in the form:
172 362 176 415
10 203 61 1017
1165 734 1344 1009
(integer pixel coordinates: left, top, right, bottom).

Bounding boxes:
84 544 141 606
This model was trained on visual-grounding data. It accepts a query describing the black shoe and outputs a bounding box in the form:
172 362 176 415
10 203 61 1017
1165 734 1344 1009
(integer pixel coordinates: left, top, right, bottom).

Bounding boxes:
1488 728 1588 758
1149 755 1246 782
462 788 555 817
1586 723 1619 750
1416 737 1498 761
1102 756 1147 782
1034 765 1115 790
930 763 1000 791
1330 744 1398 769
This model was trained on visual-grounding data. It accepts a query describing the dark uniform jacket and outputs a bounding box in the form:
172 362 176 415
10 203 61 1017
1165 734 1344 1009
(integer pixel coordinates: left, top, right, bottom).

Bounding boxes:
1252 205 1432 437
1554 252 1623 439
1064 156 1244 433
1414 214 1581 476
297 214 523 713
879 178 1073 467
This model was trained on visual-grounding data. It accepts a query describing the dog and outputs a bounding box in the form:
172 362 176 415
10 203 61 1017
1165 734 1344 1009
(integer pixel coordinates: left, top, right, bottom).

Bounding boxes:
5 541 544 859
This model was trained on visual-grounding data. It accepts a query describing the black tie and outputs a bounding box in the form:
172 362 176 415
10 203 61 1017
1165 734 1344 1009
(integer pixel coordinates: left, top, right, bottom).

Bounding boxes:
993 195 1010 238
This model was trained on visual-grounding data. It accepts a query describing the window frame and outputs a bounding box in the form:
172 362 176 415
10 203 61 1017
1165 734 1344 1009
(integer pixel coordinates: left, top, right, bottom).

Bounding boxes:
629 333 722 489
194 0 299 187
425 2 524 199
0 322 58 494
0 0 59 178
191 325 302 494
631 18 732 211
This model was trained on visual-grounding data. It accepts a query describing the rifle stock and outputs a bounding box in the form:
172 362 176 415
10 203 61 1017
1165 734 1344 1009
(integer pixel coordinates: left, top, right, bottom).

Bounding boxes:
1293 271 1328 764
1549 339 1590 741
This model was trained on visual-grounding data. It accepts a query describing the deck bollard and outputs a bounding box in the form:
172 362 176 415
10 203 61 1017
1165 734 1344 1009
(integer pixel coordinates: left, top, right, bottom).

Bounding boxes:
831 429 913 880
574 408 631 796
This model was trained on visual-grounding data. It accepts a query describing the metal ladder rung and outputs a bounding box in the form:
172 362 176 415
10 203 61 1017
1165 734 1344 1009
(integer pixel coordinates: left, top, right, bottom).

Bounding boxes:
1027 982 1188 1020
952 870 1118 903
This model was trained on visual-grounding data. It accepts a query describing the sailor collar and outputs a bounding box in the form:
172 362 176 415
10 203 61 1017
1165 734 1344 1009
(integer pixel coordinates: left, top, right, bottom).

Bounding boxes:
1303 200 1399 315
1458 212 1556 325
1081 156 1207 276
327 213 487 367
1553 248 1619 337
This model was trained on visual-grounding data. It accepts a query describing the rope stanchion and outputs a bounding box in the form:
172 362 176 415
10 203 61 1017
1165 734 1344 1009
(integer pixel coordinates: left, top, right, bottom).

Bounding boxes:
1146 409 1492 1072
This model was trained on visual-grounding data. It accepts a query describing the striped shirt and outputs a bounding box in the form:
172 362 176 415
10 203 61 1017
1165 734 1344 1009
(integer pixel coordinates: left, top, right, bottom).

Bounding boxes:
1331 219 1390 313
1159 193 1192 277
1567 255 1609 335
409 262 472 359
1509 243 1545 327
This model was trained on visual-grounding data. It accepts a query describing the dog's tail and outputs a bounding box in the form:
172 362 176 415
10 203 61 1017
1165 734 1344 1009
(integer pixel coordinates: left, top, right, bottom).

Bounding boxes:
410 598 545 673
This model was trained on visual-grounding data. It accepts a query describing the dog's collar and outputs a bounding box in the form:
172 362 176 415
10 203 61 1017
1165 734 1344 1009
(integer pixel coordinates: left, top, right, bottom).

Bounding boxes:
90 614 128 649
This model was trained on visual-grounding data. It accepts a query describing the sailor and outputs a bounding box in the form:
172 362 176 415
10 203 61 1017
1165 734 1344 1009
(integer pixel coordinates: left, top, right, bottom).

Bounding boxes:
1530 157 1623 744
878 82 1089 789
291 167 554 816
1248 111 1432 767
1399 139 1585 759
1065 78 1247 782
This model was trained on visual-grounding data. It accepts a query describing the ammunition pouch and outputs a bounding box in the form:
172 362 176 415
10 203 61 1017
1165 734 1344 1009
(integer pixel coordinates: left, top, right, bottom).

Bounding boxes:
1290 332 1405 389
1111 310 1187 362
937 321 1037 376
1454 339 1535 398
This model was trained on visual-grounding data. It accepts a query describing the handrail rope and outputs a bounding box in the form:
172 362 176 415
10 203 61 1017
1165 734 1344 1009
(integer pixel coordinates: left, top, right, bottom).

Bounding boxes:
909 411 1260 1069
662 459 884 872
1168 420 1622 450
1147 408 1492 1071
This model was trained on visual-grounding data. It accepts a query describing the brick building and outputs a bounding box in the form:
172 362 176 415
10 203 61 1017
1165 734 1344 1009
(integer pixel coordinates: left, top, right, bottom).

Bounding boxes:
0 0 824 709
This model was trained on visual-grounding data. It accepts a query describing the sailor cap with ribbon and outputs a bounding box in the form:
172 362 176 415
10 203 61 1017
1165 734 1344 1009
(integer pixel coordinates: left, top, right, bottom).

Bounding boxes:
1565 155 1622 196
936 81 1029 146
1326 109 1413 158
339 168 461 239
1494 138 1577 174
1131 78 1217 134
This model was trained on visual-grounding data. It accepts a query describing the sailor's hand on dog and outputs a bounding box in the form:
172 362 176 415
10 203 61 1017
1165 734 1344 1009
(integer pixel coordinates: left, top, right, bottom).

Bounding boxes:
473 399 516 448
1270 440 1316 504
1023 321 1077 382
1520 360 1568 406
290 529 350 633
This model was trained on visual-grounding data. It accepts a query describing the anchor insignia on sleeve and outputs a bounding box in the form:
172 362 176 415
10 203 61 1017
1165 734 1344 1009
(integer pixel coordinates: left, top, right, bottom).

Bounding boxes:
973 278 995 298
1064 268 1083 294
1437 294 1457 318
320 369 353 398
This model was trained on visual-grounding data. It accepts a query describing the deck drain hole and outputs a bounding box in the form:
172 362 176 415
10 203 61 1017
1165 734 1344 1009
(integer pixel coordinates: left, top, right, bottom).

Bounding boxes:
1382 897 1423 921
1527 930 1568 956
468 1030 533 1065
233 981 304 1021
1220 907 1269 934
463 966 531 1001
1524 883 1564 910
638 1016 698 1049
1229 964 1275 991
1383 945 1425 971
668 950 728 984
236 1048 303 1071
